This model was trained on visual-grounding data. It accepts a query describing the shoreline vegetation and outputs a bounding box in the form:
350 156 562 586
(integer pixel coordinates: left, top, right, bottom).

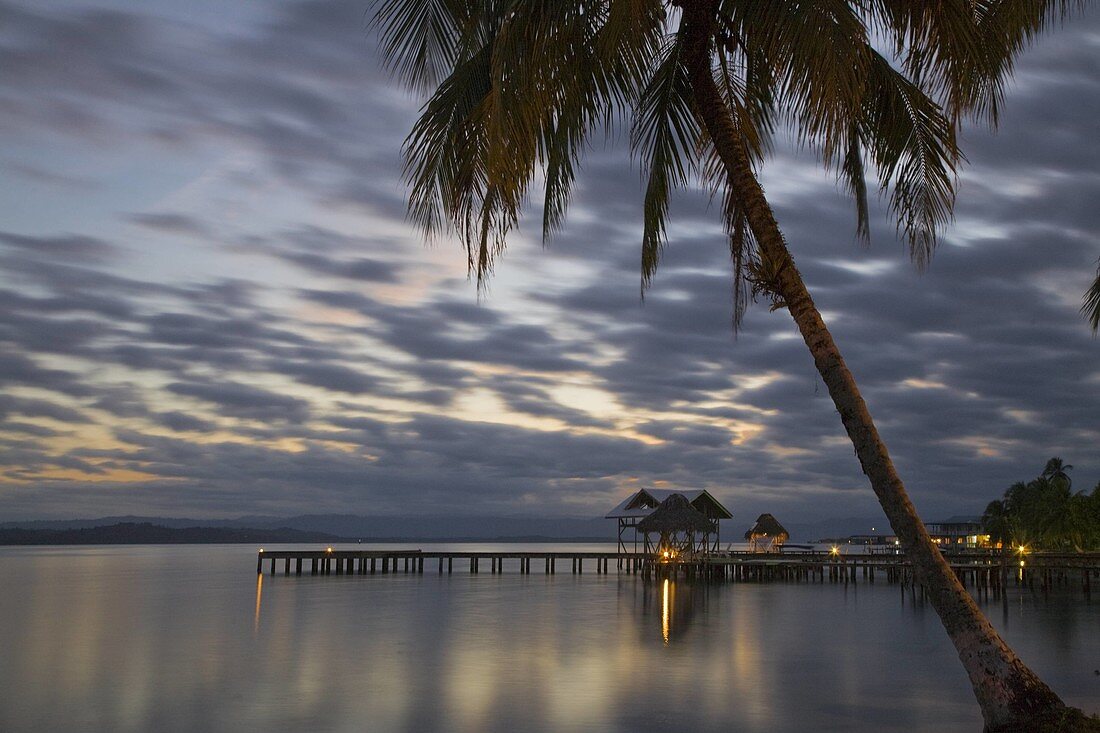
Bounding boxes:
983 458 1100 553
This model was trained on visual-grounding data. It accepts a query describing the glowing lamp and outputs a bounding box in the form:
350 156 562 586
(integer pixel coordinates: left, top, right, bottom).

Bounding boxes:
326 547 333 553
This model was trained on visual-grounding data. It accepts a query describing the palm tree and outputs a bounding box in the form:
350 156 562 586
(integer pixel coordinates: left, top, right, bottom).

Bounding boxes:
372 1 1097 728
1042 457 1074 490
982 498 1013 548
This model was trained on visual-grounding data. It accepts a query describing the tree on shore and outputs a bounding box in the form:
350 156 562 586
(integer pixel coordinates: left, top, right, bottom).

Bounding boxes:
1042 457 1074 490
372 2 1098 729
984 459 1100 552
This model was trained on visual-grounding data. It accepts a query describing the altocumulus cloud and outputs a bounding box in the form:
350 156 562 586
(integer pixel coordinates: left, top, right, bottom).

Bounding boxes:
0 0 1096 521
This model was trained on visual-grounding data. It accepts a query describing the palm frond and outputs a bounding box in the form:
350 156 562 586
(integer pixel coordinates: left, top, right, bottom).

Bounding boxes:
721 0 871 160
1084 257 1100 333
867 0 1087 125
840 125 871 245
858 50 959 268
631 29 700 289
372 0 468 92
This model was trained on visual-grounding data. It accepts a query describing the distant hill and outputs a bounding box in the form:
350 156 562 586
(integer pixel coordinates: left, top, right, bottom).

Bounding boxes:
0 522 348 546
0 513 909 544
0 514 614 541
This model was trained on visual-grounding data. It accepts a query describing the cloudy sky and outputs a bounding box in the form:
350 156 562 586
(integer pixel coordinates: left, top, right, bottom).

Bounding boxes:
1 1 1097 523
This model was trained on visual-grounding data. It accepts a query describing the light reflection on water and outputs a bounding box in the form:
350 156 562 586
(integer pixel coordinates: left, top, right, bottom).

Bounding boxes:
0 544 1097 733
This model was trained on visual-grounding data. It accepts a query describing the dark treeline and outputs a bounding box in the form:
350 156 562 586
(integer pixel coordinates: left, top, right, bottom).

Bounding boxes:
982 458 1100 552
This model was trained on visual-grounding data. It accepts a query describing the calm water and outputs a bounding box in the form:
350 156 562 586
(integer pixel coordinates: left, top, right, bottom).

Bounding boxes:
1 544 1097 733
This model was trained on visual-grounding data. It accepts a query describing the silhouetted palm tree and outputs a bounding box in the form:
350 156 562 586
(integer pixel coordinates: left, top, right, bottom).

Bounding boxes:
1042 456 1073 490
982 498 1013 547
373 2 1096 729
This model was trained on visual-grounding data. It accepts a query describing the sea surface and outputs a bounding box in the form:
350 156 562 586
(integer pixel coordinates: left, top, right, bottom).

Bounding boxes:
0 543 1097 733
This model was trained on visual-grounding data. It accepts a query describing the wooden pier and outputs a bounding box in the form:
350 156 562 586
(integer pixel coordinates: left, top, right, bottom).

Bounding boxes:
256 549 622 576
255 548 1100 597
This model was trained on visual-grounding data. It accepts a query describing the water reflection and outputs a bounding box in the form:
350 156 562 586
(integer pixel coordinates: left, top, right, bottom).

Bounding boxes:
253 572 263 634
662 579 670 644
648 578 707 646
0 546 1096 733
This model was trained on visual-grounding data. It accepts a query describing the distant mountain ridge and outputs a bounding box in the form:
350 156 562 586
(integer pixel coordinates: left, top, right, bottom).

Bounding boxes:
0 522 348 546
0 513 891 542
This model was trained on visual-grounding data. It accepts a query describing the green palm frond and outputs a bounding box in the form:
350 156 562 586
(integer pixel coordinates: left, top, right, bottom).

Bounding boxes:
373 0 467 92
1084 257 1100 333
840 125 871 245
857 50 959 268
631 29 699 288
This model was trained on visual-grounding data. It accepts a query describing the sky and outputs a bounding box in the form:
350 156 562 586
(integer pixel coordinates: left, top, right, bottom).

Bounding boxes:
0 1 1097 523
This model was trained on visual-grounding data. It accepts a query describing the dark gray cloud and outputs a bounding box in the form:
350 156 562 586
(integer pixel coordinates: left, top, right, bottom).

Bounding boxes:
0 0 1096 522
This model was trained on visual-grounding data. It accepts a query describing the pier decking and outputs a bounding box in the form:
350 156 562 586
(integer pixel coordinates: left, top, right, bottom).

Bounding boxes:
255 548 1099 597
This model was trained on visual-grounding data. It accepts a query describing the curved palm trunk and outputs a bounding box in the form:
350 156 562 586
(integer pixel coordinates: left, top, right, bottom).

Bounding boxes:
679 5 1079 731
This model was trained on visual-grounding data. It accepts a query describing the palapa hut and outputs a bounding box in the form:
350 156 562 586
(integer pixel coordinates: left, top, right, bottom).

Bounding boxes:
636 493 718 560
745 513 789 553
606 488 732 555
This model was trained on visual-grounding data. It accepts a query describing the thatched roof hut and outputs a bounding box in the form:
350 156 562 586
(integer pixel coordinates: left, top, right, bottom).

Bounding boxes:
637 493 715 535
606 488 731 556
745 513 789 551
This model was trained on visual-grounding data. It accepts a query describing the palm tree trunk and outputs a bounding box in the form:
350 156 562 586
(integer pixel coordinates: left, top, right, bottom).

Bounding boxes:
679 4 1075 730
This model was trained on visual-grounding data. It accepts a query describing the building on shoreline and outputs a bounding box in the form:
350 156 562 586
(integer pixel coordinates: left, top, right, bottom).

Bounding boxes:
834 516 991 550
926 516 991 549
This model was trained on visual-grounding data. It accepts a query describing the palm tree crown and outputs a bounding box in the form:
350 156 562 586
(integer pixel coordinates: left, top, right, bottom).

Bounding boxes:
375 0 1089 322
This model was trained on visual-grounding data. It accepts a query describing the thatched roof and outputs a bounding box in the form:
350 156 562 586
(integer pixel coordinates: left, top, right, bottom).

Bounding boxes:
605 488 733 519
637 493 715 535
744 513 789 540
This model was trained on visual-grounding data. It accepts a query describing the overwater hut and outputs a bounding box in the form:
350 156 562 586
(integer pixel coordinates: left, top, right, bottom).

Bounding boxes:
745 513 789 552
636 493 717 559
606 489 731 556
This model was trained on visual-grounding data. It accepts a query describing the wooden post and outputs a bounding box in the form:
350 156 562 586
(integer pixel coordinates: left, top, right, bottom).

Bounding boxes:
296 558 302 576
257 554 263 574
269 557 276 575
448 557 452 574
